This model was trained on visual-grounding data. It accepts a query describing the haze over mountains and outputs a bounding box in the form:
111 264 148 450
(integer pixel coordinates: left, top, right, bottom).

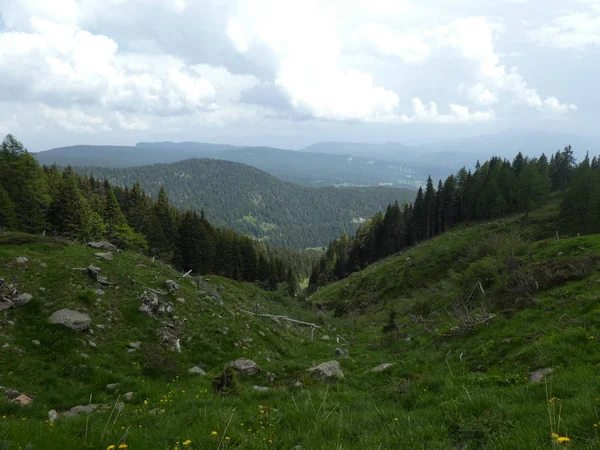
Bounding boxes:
36 129 598 188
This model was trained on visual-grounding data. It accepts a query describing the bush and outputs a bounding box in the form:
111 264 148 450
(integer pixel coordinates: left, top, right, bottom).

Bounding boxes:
212 367 239 396
142 342 181 378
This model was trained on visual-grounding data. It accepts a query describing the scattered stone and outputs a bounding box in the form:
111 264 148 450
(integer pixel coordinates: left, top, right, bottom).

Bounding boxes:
222 327 229 334
230 358 261 375
258 330 266 337
2 343 10 348
294 381 303 388
123 392 134 401
149 408 165 415
128 342 141 350
253 385 270 392
61 404 101 417
166 280 179 293
13 293 33 306
48 409 58 423
40 263 47 268
39 287 46 292
96 324 106 330
529 367 553 383
0 298 14 312
31 340 40 346
176 297 185 304
94 252 113 261
405 257 411 262
88 341 97 348
106 383 120 391
371 363 395 373
12 394 33 406
115 402 125 412
189 366 207 375
48 309 92 332
95 289 105 296
96 298 102 303
321 335 330 341
88 241 117 251
267 372 276 383
307 360 344 379
334 348 349 358
79 352 89 359
126 349 136 354
15 257 28 264
7 320 15 326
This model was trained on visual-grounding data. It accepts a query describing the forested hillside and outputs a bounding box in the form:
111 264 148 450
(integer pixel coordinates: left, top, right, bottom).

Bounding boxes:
36 143 422 188
77 159 414 248
311 145 599 288
0 134 314 289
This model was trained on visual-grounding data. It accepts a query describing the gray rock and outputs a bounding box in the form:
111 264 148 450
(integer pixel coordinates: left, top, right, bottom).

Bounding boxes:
15 257 28 264
48 409 58 423
39 287 46 292
0 298 14 312
230 358 261 375
149 408 164 415
14 293 32 306
176 297 185 304
123 392 134 401
88 241 117 251
95 289 105 296
96 324 106 330
39 263 47 268
128 342 141 350
79 352 89 359
165 280 179 293
88 341 97 348
126 349 136 354
253 385 270 392
31 340 41 346
294 381 303 388
529 368 553 383
2 343 9 348
371 363 395 373
307 360 344 378
61 404 101 417
106 383 120 391
48 309 92 332
188 366 207 375
321 335 330 341
267 372 276 383
7 320 15 326
94 252 113 261
334 348 349 358
115 402 125 412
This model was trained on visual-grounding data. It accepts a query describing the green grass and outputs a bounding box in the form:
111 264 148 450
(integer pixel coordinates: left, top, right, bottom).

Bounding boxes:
2 199 600 449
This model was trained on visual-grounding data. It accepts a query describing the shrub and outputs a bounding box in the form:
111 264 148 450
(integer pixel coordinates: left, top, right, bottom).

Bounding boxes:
142 342 181 378
212 367 239 396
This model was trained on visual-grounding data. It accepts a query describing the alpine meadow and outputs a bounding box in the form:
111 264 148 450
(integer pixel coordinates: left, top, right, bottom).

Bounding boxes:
3 0 600 449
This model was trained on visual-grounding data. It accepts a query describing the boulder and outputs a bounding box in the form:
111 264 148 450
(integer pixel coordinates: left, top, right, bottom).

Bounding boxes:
48 409 58 423
334 348 349 358
13 293 32 306
15 257 28 264
371 363 395 373
529 367 553 383
230 358 261 375
189 366 207 375
49 309 92 332
253 385 270 392
61 404 101 417
307 360 344 379
166 280 179 293
11 394 33 406
88 241 117 251
94 252 113 261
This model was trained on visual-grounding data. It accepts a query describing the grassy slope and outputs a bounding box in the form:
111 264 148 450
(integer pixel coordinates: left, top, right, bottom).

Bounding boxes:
2 198 600 449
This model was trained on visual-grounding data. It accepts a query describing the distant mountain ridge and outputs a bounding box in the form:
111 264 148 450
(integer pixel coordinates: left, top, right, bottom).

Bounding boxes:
76 158 413 248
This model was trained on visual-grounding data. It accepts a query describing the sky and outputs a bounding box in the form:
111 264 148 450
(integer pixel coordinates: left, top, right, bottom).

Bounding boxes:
0 0 599 152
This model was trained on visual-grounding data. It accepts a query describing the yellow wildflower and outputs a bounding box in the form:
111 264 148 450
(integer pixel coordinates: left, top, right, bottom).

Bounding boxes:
594 423 599 428
225 437 230 441
211 431 218 436
557 437 570 444
183 440 192 446
107 446 116 450
119 445 128 449
551 433 559 439
268 440 273 444
394 417 399 422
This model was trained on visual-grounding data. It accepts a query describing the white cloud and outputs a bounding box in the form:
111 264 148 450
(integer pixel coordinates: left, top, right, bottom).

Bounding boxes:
401 98 495 124
40 105 111 133
362 16 576 116
528 12 600 49
115 112 150 131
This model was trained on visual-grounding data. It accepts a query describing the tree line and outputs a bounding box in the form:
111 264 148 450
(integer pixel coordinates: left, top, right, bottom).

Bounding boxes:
0 134 313 292
310 145 597 289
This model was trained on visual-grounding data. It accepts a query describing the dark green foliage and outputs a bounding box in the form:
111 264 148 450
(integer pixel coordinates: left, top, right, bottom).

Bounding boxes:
212 366 239 396
0 185 16 230
142 342 182 379
77 158 414 248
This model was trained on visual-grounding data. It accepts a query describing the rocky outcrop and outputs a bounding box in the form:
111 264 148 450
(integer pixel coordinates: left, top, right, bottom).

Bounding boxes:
48 309 92 332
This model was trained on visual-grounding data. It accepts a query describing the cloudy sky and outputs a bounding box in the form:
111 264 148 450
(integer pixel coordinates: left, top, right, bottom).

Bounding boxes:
0 0 598 151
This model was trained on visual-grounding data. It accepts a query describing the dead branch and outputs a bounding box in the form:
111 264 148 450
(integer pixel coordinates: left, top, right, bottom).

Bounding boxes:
240 309 321 328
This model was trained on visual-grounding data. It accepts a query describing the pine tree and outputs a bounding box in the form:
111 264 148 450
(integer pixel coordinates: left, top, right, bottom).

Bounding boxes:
48 173 94 239
0 185 16 231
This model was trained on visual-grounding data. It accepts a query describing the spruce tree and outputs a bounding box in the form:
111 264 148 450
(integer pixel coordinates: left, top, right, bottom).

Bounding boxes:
0 185 16 231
